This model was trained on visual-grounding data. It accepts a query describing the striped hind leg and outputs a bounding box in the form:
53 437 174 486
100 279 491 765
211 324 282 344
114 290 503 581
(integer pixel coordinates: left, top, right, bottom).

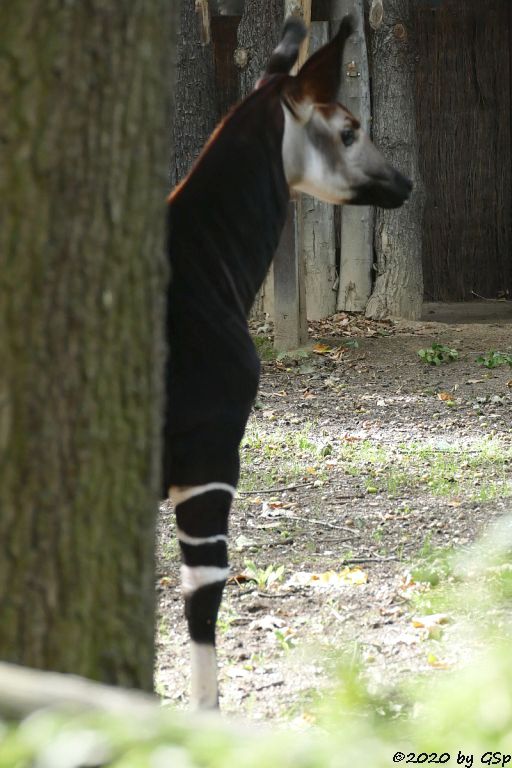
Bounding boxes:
170 482 235 709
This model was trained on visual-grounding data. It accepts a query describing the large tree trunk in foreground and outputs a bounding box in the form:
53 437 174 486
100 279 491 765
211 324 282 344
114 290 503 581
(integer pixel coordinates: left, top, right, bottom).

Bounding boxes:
365 0 424 320
0 1 175 690
172 0 218 186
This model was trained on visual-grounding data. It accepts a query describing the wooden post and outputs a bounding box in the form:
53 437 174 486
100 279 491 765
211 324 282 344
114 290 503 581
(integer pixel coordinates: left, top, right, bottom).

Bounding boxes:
302 21 337 321
333 0 374 313
273 201 308 350
273 0 311 352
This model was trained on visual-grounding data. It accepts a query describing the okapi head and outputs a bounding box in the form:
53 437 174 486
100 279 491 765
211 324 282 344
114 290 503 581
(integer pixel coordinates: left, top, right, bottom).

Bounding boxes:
262 16 412 208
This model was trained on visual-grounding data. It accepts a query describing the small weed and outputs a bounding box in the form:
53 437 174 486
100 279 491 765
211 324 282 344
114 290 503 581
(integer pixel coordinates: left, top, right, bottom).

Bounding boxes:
411 541 455 588
252 334 277 361
160 539 179 564
244 560 285 590
217 605 239 634
274 628 296 651
276 347 310 362
476 350 512 369
417 343 459 366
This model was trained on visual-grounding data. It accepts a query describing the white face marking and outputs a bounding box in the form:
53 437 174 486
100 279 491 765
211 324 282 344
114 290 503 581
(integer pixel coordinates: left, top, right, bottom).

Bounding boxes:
281 100 398 206
190 641 218 710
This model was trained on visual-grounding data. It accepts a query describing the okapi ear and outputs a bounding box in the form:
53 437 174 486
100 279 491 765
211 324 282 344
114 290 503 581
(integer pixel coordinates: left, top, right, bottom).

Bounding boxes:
295 15 354 103
263 17 307 77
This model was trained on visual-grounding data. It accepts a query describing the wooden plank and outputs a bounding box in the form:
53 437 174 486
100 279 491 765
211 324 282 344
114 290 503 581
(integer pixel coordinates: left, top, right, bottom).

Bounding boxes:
273 201 308 351
302 22 337 320
333 0 374 312
272 0 311 351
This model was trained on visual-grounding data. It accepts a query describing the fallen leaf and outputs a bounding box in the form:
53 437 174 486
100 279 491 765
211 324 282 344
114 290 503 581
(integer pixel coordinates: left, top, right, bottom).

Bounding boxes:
438 392 454 403
313 343 331 354
224 666 252 679
228 572 253 585
235 535 256 550
427 653 451 670
249 615 285 631
286 568 368 589
412 613 450 629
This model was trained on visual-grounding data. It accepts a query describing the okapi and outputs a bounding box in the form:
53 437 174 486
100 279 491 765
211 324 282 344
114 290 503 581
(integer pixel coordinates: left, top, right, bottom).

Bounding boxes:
164 15 412 709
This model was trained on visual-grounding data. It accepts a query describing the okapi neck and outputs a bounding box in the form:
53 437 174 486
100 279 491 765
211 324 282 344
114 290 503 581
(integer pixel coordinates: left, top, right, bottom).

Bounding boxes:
168 79 290 315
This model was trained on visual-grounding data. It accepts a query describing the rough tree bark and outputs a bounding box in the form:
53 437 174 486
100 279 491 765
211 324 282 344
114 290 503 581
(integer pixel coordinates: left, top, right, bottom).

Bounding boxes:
236 0 285 322
365 0 424 320
237 0 284 97
172 1 218 186
0 1 175 690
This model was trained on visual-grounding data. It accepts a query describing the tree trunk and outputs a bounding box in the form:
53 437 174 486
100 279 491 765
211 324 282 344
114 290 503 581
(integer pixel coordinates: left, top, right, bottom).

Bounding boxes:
237 0 284 96
172 1 218 186
335 0 374 312
237 0 285 322
0 0 175 690
365 0 424 320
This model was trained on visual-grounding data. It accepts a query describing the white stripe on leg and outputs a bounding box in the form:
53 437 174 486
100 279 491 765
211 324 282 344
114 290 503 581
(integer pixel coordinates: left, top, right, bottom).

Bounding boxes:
181 564 230 595
170 482 235 506
176 528 228 546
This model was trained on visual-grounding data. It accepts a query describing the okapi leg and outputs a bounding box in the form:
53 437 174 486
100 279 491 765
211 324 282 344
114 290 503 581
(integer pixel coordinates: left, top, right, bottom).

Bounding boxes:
170 483 235 709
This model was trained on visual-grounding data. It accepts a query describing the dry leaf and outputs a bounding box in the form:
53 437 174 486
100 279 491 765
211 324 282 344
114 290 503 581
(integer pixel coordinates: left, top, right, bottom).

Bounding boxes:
228 572 253 585
286 568 368 589
412 613 450 629
313 343 331 354
427 653 451 670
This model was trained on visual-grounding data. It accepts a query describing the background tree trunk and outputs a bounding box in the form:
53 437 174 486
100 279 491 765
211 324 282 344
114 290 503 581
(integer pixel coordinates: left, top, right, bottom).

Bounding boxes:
365 0 424 320
0 0 175 690
172 1 218 186
238 0 285 322
237 0 284 97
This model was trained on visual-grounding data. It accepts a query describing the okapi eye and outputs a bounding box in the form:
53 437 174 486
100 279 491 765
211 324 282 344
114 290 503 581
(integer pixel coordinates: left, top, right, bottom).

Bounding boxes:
341 128 355 147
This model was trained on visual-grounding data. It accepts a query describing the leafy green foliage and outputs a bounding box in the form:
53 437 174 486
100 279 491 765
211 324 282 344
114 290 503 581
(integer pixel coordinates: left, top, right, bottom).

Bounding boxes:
476 350 512 369
244 560 285 590
417 343 459 365
2 527 512 768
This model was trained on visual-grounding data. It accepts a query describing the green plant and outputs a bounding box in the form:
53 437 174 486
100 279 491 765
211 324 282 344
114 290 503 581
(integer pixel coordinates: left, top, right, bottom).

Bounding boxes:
417 343 459 365
244 560 285 590
476 350 512 369
274 628 296 651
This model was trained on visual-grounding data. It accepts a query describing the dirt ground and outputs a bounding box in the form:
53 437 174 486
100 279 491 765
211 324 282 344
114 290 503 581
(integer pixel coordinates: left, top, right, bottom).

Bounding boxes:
156 301 512 721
